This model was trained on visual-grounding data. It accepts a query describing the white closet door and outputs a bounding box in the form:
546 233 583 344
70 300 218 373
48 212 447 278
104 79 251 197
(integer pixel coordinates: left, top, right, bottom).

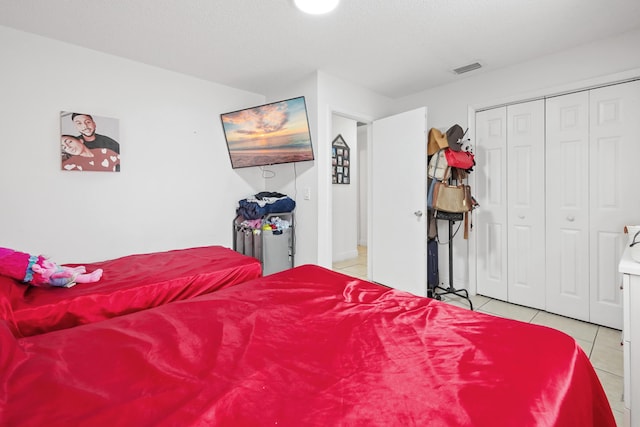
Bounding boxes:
589 80 640 329
507 100 546 309
476 107 508 300
545 91 590 322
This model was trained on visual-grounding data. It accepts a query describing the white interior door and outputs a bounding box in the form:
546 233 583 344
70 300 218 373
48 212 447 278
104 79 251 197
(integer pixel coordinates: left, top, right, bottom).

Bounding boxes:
507 100 546 309
370 107 427 296
475 107 508 300
589 80 640 329
545 91 590 322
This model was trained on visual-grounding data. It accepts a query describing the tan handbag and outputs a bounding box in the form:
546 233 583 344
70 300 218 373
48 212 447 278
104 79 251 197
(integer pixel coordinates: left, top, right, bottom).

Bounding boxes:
433 180 469 213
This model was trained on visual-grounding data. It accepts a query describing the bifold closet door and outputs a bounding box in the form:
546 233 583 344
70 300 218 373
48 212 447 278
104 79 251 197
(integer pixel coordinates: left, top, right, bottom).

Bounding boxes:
475 107 508 300
476 101 545 306
545 91 591 322
506 100 546 310
476 80 639 328
546 81 640 329
588 80 640 329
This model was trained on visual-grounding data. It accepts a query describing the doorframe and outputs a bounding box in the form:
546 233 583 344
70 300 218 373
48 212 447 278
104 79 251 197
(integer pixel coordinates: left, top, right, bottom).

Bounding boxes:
467 67 640 298
326 105 374 277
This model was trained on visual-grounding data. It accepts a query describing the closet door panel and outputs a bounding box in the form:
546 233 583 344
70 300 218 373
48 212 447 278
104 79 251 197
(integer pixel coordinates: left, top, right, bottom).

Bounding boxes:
545 92 590 322
589 80 640 329
507 100 545 309
476 107 508 300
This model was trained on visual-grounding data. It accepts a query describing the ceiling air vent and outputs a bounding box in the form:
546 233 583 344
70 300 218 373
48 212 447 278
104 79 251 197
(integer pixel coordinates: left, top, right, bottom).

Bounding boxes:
452 62 482 75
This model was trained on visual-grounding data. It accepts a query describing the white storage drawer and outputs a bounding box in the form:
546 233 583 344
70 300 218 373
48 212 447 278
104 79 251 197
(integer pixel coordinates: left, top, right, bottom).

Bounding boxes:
620 249 640 427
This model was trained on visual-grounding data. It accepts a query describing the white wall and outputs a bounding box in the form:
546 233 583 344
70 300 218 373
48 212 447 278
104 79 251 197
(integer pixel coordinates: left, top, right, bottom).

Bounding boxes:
395 28 640 291
397 28 640 130
263 72 394 268
263 72 399 269
331 115 358 262
0 27 393 269
7 22 636 275
0 26 265 263
261 73 319 266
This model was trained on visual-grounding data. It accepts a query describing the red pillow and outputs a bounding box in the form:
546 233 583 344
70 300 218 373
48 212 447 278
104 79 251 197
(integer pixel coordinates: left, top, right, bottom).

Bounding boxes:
0 276 20 336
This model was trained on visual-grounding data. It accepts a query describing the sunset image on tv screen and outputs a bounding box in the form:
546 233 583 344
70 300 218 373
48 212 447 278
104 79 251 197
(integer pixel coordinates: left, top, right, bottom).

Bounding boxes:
221 97 314 168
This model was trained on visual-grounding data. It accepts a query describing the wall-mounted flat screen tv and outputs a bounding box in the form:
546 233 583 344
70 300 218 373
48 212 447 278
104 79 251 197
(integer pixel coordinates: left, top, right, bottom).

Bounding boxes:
220 96 315 169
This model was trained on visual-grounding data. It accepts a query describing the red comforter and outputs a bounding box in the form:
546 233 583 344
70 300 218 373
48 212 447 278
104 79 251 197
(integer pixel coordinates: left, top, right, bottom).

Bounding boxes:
0 265 614 426
0 246 261 337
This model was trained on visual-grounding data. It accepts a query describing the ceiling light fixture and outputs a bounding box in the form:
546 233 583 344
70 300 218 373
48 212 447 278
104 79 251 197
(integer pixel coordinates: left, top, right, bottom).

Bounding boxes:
294 0 339 15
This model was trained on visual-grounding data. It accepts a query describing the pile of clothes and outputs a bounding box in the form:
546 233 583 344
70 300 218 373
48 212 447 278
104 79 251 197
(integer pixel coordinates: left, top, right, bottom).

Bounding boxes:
236 192 296 220
236 216 291 236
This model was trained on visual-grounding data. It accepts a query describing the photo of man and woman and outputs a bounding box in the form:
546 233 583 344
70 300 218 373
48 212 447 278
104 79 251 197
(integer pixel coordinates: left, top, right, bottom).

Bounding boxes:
60 111 120 172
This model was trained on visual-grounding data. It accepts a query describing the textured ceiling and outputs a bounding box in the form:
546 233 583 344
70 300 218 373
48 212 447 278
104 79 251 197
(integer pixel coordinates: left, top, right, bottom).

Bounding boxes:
1 0 640 99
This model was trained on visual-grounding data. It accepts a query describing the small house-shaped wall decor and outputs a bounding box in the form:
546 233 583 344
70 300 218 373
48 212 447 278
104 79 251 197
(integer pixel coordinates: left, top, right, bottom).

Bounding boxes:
331 134 350 184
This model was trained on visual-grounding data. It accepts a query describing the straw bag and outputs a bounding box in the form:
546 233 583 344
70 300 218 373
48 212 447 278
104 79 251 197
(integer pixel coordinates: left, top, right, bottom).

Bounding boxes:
433 180 470 213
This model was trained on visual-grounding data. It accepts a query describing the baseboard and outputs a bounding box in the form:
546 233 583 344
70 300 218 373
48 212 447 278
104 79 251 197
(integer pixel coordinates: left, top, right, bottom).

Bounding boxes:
333 249 360 262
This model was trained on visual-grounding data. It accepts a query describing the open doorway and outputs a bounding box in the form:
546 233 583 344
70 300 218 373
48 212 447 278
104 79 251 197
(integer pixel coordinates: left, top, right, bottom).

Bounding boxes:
330 113 369 279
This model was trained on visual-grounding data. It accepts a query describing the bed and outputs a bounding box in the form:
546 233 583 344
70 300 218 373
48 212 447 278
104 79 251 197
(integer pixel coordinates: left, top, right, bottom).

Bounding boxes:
0 264 614 426
0 245 261 337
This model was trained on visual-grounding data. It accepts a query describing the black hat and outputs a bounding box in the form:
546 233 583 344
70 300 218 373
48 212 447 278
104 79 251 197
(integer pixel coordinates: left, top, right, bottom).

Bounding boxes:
446 124 467 152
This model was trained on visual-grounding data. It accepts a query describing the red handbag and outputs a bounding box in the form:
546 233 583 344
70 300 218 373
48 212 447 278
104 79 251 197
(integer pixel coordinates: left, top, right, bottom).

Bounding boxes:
444 148 474 170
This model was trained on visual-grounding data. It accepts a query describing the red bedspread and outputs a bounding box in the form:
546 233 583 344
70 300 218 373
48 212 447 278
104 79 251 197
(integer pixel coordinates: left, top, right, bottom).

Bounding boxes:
0 246 261 337
0 265 614 426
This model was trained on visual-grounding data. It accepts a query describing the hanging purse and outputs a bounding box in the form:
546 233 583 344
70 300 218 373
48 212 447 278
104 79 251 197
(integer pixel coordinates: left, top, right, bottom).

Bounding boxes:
427 149 450 180
434 210 464 221
427 152 444 210
444 148 475 171
432 171 469 213
464 185 479 211
427 177 436 209
433 182 468 213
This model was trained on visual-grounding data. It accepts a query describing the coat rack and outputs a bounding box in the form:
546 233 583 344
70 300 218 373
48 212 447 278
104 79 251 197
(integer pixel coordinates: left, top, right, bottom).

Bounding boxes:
427 124 476 310
434 218 473 310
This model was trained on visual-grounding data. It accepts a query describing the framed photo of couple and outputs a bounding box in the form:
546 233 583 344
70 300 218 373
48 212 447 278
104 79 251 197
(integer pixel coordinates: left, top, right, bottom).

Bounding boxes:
60 111 121 172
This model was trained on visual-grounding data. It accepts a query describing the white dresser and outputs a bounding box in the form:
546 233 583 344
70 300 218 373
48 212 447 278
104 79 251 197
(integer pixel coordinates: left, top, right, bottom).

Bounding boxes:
620 248 640 427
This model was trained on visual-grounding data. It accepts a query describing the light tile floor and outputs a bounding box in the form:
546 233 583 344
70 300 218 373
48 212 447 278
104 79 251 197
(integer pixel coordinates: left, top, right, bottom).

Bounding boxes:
333 246 624 426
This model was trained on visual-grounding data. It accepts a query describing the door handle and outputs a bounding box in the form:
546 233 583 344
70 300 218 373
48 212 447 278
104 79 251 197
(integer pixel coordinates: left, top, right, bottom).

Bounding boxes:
567 216 575 222
414 210 423 217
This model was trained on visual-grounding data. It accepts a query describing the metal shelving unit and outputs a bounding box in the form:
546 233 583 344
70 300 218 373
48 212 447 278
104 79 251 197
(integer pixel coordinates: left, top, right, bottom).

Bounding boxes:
233 212 294 275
